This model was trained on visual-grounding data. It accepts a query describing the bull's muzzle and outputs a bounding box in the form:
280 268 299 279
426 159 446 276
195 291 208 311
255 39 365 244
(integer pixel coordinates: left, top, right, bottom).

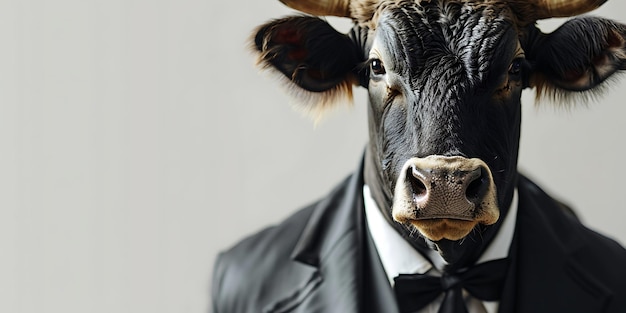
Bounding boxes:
392 156 500 241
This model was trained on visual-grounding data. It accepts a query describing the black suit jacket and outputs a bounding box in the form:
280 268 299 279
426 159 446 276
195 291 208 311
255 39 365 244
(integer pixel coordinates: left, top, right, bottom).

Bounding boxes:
212 166 626 313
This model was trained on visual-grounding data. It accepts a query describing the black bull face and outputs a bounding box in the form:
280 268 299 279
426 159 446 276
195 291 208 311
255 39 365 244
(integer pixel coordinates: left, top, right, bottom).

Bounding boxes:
253 0 626 266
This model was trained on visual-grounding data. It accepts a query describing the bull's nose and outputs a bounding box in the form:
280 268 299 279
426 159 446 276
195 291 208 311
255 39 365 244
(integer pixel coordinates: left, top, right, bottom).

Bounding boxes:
407 163 489 215
392 156 500 241
393 156 499 221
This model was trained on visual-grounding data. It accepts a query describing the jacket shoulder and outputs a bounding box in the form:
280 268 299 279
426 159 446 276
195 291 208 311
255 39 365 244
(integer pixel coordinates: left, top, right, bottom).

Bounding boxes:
212 201 318 312
518 175 626 311
211 170 362 312
518 175 626 258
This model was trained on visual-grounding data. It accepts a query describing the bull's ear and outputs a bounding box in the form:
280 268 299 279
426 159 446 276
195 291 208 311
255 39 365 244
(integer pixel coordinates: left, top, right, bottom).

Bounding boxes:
528 17 626 99
252 16 363 117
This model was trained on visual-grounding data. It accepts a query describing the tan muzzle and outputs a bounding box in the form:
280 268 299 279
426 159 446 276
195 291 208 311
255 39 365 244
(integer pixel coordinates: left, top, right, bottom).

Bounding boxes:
392 155 500 241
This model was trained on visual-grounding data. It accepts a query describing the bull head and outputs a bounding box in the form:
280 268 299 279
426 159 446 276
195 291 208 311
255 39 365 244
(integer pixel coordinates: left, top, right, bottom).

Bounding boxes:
253 0 625 266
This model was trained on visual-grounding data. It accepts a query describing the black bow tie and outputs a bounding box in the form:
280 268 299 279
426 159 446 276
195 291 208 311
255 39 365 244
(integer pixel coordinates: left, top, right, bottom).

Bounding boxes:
393 258 510 313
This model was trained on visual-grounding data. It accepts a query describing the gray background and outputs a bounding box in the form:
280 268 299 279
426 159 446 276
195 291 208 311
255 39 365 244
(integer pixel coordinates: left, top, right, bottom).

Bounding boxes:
1 1 625 313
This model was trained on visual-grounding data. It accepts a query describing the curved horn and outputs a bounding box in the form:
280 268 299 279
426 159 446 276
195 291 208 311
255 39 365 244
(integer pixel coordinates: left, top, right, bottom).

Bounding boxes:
279 0 351 17
535 0 607 19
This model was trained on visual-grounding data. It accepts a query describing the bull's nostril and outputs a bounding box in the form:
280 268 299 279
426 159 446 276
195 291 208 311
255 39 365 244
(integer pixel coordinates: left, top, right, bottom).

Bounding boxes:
465 167 488 206
410 177 427 198
408 167 428 201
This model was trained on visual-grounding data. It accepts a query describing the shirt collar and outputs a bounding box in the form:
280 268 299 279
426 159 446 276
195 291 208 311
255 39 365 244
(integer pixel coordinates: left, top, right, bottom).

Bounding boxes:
363 184 518 286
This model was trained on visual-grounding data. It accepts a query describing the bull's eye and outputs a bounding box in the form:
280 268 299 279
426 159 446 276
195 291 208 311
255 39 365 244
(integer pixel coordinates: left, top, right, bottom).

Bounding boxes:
508 58 523 76
371 59 386 76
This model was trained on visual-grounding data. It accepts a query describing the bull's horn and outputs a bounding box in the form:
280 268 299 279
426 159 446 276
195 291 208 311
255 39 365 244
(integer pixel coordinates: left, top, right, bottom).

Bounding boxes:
279 0 351 17
535 0 607 19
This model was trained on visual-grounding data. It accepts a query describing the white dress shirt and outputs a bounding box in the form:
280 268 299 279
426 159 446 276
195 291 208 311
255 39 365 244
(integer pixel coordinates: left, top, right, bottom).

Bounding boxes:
363 185 518 313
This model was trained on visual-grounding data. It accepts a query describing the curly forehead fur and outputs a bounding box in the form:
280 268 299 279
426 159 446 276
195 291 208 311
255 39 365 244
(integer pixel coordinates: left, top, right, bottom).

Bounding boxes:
350 0 539 28
373 1 521 90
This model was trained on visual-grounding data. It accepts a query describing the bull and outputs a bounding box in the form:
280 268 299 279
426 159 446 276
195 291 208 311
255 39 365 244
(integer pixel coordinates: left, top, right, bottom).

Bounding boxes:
212 0 626 312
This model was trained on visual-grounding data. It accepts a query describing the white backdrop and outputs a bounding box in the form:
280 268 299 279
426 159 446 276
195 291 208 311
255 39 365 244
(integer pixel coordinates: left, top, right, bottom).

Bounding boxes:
1 1 625 313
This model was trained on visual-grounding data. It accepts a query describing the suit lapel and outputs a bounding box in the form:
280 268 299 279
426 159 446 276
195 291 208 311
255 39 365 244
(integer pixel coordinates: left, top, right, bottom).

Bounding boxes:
500 176 612 313
362 218 401 313
264 164 366 313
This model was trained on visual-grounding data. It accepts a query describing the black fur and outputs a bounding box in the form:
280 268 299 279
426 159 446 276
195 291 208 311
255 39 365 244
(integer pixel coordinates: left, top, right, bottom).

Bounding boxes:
365 2 522 267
